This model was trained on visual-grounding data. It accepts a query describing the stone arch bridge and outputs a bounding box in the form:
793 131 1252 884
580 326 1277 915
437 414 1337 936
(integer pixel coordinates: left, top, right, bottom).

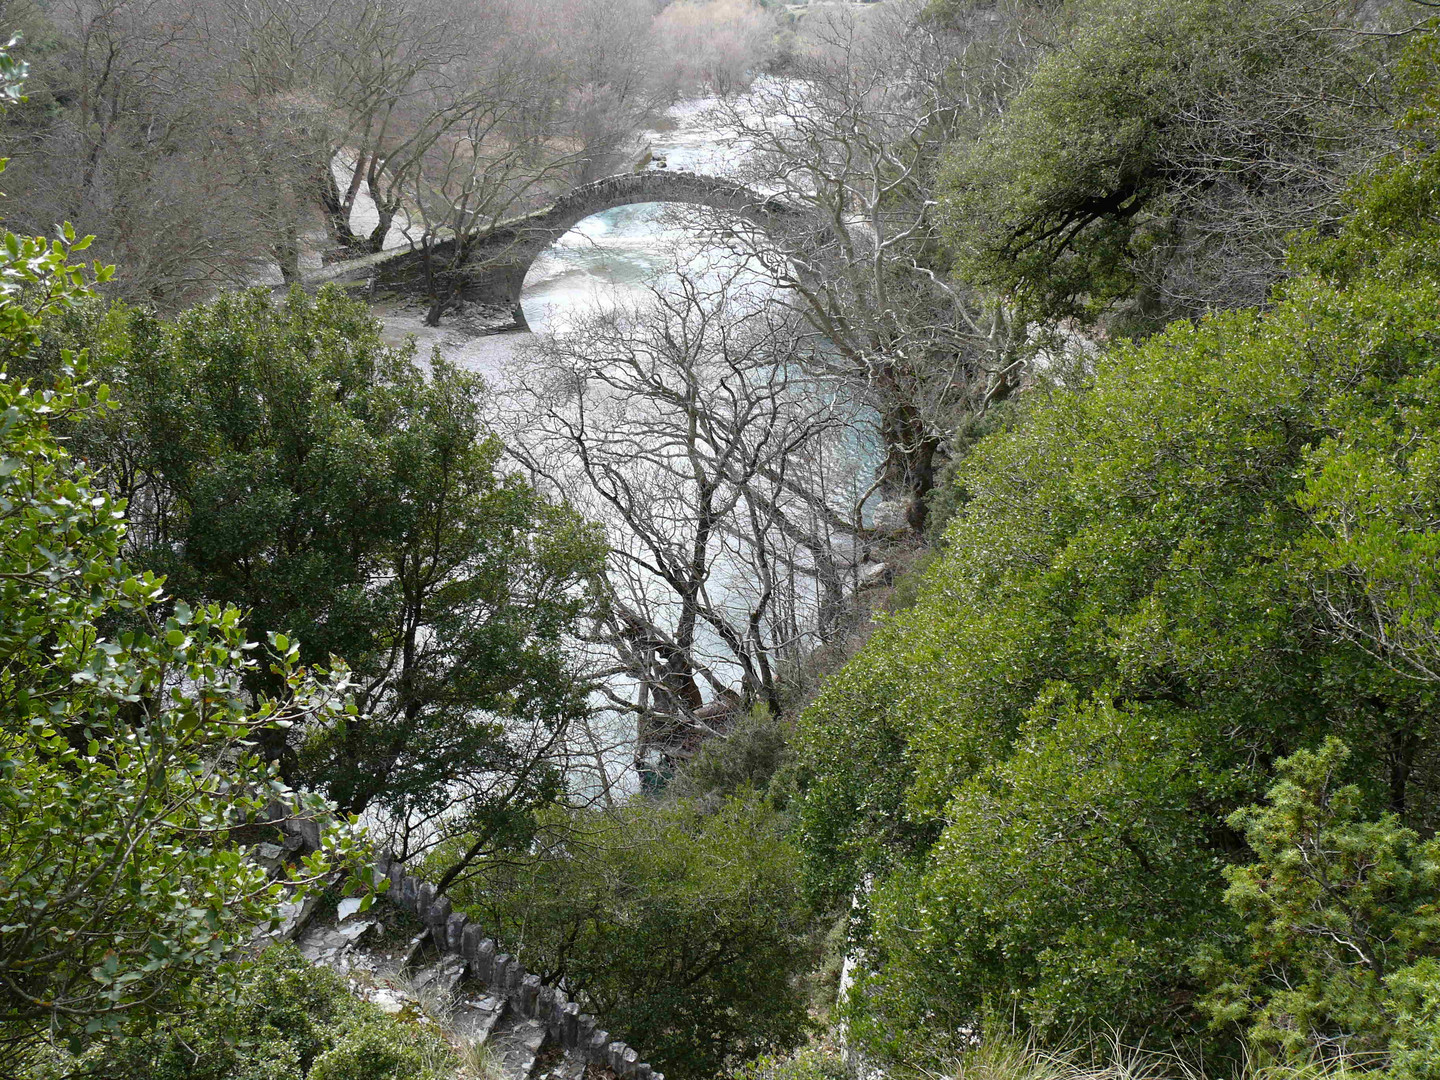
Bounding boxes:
312 170 805 312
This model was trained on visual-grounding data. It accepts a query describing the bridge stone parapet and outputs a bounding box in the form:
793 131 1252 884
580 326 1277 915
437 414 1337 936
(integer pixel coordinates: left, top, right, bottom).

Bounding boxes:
313 170 803 311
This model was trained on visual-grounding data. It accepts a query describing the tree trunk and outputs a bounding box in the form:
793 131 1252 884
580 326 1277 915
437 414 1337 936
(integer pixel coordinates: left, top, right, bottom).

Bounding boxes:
424 295 449 327
878 397 941 535
317 161 361 251
367 201 397 253
274 231 302 285
421 242 450 326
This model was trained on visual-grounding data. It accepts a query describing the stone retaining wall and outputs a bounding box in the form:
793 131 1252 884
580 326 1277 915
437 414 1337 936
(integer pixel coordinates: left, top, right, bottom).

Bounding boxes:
376 851 660 1080
271 810 660 1080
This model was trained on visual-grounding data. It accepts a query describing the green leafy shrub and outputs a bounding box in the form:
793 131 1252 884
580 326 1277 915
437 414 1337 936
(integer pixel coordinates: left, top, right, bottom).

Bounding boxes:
306 1014 456 1080
731 1047 847 1080
442 791 814 1080
802 37 1440 1059
35 946 457 1080
1388 960 1440 1080
30 285 606 887
0 228 366 1068
665 706 795 805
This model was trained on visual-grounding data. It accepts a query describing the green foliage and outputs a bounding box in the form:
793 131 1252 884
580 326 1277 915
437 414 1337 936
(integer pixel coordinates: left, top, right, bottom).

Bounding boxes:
31 946 457 1080
924 0 1058 28
1387 960 1440 1080
937 0 1391 325
801 88 1440 1057
39 287 606 836
0 229 365 1062
923 400 1021 545
1293 345 1440 688
0 35 26 103
443 791 814 1080
1203 739 1440 1073
1283 49 1440 697
665 706 795 806
856 693 1220 1052
730 1047 847 1080
307 1017 456 1080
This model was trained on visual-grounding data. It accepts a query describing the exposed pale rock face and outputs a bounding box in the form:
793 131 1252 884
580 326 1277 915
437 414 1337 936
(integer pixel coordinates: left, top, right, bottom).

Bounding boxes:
857 562 891 591
870 499 909 537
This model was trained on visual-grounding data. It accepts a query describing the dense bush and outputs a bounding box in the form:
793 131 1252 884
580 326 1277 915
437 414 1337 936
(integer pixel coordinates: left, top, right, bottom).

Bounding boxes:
29 287 606 877
938 0 1398 326
0 212 366 1067
730 1047 847 1080
664 707 796 806
27 946 457 1080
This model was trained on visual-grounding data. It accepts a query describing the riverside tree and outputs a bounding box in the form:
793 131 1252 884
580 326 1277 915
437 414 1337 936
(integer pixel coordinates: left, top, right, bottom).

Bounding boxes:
0 0 288 304
0 0 680 306
713 0 1026 535
505 266 872 783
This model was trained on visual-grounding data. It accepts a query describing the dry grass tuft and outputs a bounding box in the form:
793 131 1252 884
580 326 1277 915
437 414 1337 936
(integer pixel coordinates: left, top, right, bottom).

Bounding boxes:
936 1033 1372 1080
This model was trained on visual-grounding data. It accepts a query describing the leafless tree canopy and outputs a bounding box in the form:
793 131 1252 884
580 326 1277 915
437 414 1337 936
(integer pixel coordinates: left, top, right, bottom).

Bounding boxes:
501 262 881 781
0 0 770 308
690 1 1055 534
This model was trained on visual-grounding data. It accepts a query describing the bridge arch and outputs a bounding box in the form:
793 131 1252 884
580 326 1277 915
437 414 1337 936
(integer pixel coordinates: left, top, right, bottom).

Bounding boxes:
354 171 803 314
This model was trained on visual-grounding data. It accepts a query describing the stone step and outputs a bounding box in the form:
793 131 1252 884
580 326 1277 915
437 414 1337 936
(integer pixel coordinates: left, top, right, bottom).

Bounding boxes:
283 891 653 1080
411 953 468 999
363 982 417 1016
294 912 378 971
490 1015 548 1080
534 1048 588 1080
451 993 507 1048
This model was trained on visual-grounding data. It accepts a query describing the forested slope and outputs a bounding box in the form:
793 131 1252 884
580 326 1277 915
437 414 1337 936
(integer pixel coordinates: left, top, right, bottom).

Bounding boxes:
800 22 1440 1071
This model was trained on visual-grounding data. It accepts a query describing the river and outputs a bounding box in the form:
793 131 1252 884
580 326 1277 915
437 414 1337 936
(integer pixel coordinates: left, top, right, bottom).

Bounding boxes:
369 80 868 802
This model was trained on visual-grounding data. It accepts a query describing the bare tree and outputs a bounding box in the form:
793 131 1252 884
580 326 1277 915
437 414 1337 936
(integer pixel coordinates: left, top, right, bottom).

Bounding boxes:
395 57 587 326
502 262 874 781
0 0 675 299
308 0 466 252
533 0 667 183
0 0 291 303
650 0 777 98
210 0 470 266
711 1 1028 534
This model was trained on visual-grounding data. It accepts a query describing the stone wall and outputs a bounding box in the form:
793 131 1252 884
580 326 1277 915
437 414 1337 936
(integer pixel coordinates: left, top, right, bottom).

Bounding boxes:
377 852 661 1080
271 811 661 1080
